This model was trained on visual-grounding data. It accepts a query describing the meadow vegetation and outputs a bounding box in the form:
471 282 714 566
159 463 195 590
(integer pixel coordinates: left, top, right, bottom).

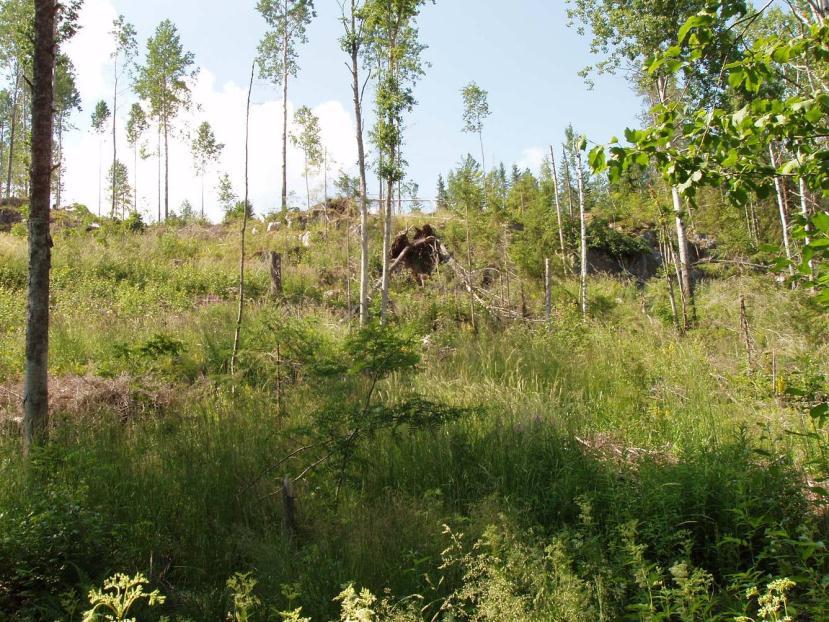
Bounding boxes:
1 210 827 621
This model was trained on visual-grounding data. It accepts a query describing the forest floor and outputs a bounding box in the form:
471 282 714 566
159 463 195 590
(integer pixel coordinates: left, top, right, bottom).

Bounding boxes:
0 216 827 621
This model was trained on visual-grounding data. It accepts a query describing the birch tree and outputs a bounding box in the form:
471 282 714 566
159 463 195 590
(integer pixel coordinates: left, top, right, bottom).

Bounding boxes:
340 0 371 326
461 82 490 176
256 0 316 213
290 105 322 210
549 145 567 264
109 16 137 218
191 121 224 219
364 0 429 325
575 136 589 317
566 0 738 324
126 103 148 214
134 20 195 221
91 100 111 216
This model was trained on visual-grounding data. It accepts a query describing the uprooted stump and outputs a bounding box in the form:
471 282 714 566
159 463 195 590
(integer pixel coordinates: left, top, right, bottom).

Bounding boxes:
388 224 451 285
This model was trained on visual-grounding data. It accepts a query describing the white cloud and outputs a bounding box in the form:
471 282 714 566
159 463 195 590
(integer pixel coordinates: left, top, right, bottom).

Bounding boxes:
59 0 356 222
516 147 545 174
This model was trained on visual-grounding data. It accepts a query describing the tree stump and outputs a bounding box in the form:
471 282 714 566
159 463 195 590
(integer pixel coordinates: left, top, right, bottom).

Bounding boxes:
270 251 282 297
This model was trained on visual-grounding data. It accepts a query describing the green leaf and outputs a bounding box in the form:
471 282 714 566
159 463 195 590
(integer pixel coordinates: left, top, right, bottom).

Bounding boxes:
588 146 607 173
678 13 713 45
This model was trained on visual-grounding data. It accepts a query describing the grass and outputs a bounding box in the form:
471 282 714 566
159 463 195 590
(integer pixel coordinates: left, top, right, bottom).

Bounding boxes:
0 218 827 620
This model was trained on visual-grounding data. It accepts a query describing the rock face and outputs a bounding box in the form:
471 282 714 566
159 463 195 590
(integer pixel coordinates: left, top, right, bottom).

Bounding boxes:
585 226 712 283
586 230 662 283
0 207 22 232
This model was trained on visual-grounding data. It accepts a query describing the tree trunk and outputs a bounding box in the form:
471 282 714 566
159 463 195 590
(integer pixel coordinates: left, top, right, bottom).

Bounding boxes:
544 257 552 323
163 117 169 221
157 124 161 223
549 145 567 267
769 143 794 274
348 3 370 327
304 152 310 210
281 23 289 213
97 136 102 216
6 64 20 202
112 62 118 218
24 0 57 454
231 63 255 375
670 186 694 322
380 173 393 325
270 251 283 296
133 143 138 214
799 170 813 281
55 114 63 210
575 145 588 317
562 145 574 219
201 174 205 219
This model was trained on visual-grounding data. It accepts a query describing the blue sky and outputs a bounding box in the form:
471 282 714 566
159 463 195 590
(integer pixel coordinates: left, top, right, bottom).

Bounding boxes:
62 0 644 220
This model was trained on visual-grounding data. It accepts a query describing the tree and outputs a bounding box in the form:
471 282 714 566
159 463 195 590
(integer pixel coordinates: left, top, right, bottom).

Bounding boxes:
179 198 194 221
340 0 371 326
256 0 316 213
126 103 148 213
461 81 490 175
91 100 111 216
217 172 238 217
575 136 589 317
23 0 56 454
0 0 30 203
436 173 448 210
23 0 81 454
290 105 323 210
107 160 133 217
134 20 195 221
53 54 81 210
364 0 429 325
566 0 731 324
109 16 137 218
589 0 829 305
191 121 224 218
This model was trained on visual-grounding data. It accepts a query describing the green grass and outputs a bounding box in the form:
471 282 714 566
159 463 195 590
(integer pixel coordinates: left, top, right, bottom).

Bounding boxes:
0 220 826 621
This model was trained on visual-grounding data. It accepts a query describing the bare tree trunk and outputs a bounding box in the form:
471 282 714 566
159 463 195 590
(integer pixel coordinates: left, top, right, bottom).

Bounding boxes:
549 145 567 267
6 63 20 203
55 114 63 210
133 143 138 214
380 169 393 325
281 15 289 213
157 124 161 223
24 0 57 455
304 152 310 210
112 60 118 218
97 136 102 216
575 145 588 317
270 251 283 296
798 153 813 282
670 186 694 322
562 145 574 219
163 117 169 221
769 143 794 274
658 224 680 331
544 257 551 323
464 196 475 328
231 63 256 375
346 1 370 327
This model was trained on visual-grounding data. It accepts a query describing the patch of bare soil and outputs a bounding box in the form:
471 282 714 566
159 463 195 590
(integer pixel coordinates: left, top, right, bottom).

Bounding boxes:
0 374 178 432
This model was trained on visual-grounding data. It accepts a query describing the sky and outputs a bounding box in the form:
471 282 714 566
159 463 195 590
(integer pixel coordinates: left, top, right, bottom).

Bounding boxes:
60 0 644 222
